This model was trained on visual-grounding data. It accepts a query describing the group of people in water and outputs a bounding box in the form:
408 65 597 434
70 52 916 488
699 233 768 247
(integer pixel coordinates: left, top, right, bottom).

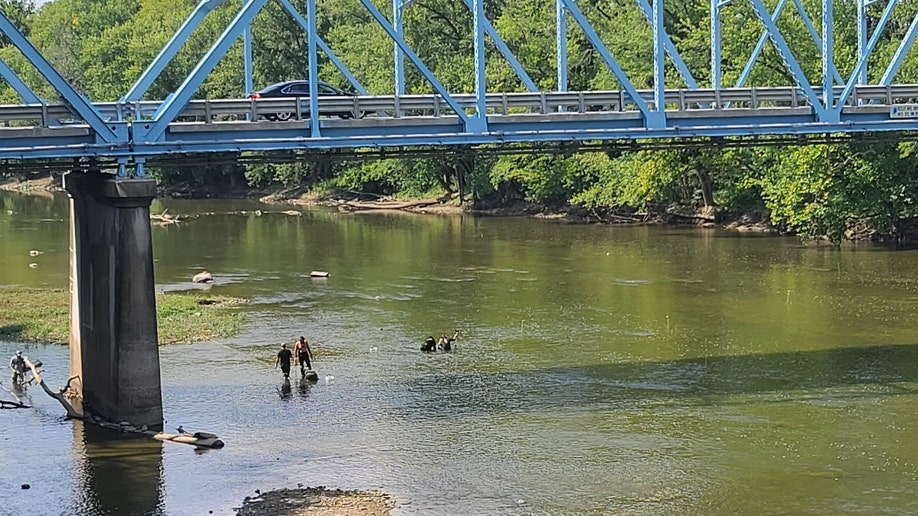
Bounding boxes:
272 330 461 379
274 336 314 379
422 330 460 352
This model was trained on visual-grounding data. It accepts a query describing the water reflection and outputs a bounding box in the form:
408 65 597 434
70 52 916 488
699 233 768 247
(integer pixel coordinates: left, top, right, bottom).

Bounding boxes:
277 377 292 399
297 376 313 398
72 421 164 516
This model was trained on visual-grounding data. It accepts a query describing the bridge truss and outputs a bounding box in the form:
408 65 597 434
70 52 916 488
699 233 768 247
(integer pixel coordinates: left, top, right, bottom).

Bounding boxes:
1 0 918 174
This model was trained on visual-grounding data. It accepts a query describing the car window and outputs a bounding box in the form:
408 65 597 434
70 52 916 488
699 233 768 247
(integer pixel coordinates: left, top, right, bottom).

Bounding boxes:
284 83 311 95
318 84 341 95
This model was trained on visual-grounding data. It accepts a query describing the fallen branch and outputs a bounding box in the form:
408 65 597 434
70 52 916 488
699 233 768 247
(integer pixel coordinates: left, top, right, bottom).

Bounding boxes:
23 357 224 449
24 358 82 419
152 431 224 448
151 208 182 225
0 380 30 408
340 198 440 211
1 399 29 409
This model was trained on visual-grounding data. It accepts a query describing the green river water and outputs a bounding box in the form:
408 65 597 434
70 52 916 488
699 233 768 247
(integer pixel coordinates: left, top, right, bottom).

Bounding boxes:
0 190 916 515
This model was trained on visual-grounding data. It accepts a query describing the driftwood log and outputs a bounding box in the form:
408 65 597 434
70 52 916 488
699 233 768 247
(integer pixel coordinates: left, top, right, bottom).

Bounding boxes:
150 208 182 225
0 382 29 409
339 198 441 211
25 357 83 419
23 357 224 449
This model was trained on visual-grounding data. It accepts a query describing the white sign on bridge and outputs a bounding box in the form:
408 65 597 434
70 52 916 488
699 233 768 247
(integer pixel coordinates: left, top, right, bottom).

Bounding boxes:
890 104 918 118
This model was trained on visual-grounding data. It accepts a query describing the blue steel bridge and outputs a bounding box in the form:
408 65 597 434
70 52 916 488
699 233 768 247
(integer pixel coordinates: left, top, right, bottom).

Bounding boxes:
6 0 918 430
2 0 918 175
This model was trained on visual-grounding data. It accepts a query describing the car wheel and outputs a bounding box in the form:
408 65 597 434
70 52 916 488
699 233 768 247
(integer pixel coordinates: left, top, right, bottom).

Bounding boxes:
275 112 293 121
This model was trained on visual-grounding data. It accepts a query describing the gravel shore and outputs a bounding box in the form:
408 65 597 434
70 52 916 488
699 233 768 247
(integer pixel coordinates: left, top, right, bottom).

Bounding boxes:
235 487 395 515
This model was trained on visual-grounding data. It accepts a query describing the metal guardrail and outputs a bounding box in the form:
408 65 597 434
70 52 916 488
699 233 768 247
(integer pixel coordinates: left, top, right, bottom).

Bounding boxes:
2 85 918 128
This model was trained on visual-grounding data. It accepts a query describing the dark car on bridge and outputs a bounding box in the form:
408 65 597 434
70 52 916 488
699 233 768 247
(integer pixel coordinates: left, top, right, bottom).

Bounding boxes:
249 80 365 121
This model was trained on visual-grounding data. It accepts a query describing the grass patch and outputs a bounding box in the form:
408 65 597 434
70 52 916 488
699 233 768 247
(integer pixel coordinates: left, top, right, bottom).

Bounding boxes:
0 287 245 345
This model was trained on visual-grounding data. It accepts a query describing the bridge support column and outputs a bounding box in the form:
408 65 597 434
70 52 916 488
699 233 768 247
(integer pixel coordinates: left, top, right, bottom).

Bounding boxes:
65 172 163 430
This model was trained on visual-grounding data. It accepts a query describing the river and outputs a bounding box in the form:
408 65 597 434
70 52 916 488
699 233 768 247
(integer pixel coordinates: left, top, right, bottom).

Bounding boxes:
1 190 916 515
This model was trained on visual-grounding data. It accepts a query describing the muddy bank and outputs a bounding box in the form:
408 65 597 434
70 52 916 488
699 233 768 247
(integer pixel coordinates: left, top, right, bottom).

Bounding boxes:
234 487 395 516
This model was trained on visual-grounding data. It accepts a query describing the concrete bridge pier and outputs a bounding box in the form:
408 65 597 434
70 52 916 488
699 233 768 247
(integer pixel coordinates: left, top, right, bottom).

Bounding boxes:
65 172 163 430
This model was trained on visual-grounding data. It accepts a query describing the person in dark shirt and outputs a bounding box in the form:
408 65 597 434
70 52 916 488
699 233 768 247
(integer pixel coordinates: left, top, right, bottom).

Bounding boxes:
274 343 293 378
421 336 436 352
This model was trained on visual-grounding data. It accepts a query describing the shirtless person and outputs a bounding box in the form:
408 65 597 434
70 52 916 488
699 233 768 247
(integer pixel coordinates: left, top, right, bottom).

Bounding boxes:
294 336 313 374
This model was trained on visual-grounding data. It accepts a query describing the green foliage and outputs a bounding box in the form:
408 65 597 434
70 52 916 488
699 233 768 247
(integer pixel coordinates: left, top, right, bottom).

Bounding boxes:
748 142 918 243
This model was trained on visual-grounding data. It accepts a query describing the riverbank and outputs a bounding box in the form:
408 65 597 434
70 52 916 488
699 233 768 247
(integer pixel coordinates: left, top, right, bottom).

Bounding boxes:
6 171 912 241
0 172 759 225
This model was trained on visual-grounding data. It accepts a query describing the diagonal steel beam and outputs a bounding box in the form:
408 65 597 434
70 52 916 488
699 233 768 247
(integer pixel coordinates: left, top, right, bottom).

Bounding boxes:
561 0 653 120
123 0 230 102
145 0 270 141
0 12 119 142
460 0 538 92
278 0 368 95
355 0 474 126
880 12 918 85
745 0 828 120
735 0 843 88
0 56 41 104
635 0 698 88
794 0 843 86
836 0 898 110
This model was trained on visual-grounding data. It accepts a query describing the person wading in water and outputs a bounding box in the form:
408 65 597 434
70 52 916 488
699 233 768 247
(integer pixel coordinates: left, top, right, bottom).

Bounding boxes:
274 344 293 379
294 336 314 375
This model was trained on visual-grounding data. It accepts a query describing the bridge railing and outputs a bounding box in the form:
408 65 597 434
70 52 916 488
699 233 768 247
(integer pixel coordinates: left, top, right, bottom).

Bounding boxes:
3 85 918 128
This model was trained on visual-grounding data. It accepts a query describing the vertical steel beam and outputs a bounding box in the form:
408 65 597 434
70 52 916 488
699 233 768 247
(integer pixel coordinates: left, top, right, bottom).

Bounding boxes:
792 0 844 85
557 0 567 92
857 0 867 84
711 0 721 89
837 0 899 108
651 0 666 126
355 0 473 125
635 0 697 88
123 0 230 102
144 0 270 141
472 0 488 131
822 0 833 109
461 0 538 91
394 0 405 97
278 0 367 94
746 0 828 119
244 26 253 95
307 0 320 136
